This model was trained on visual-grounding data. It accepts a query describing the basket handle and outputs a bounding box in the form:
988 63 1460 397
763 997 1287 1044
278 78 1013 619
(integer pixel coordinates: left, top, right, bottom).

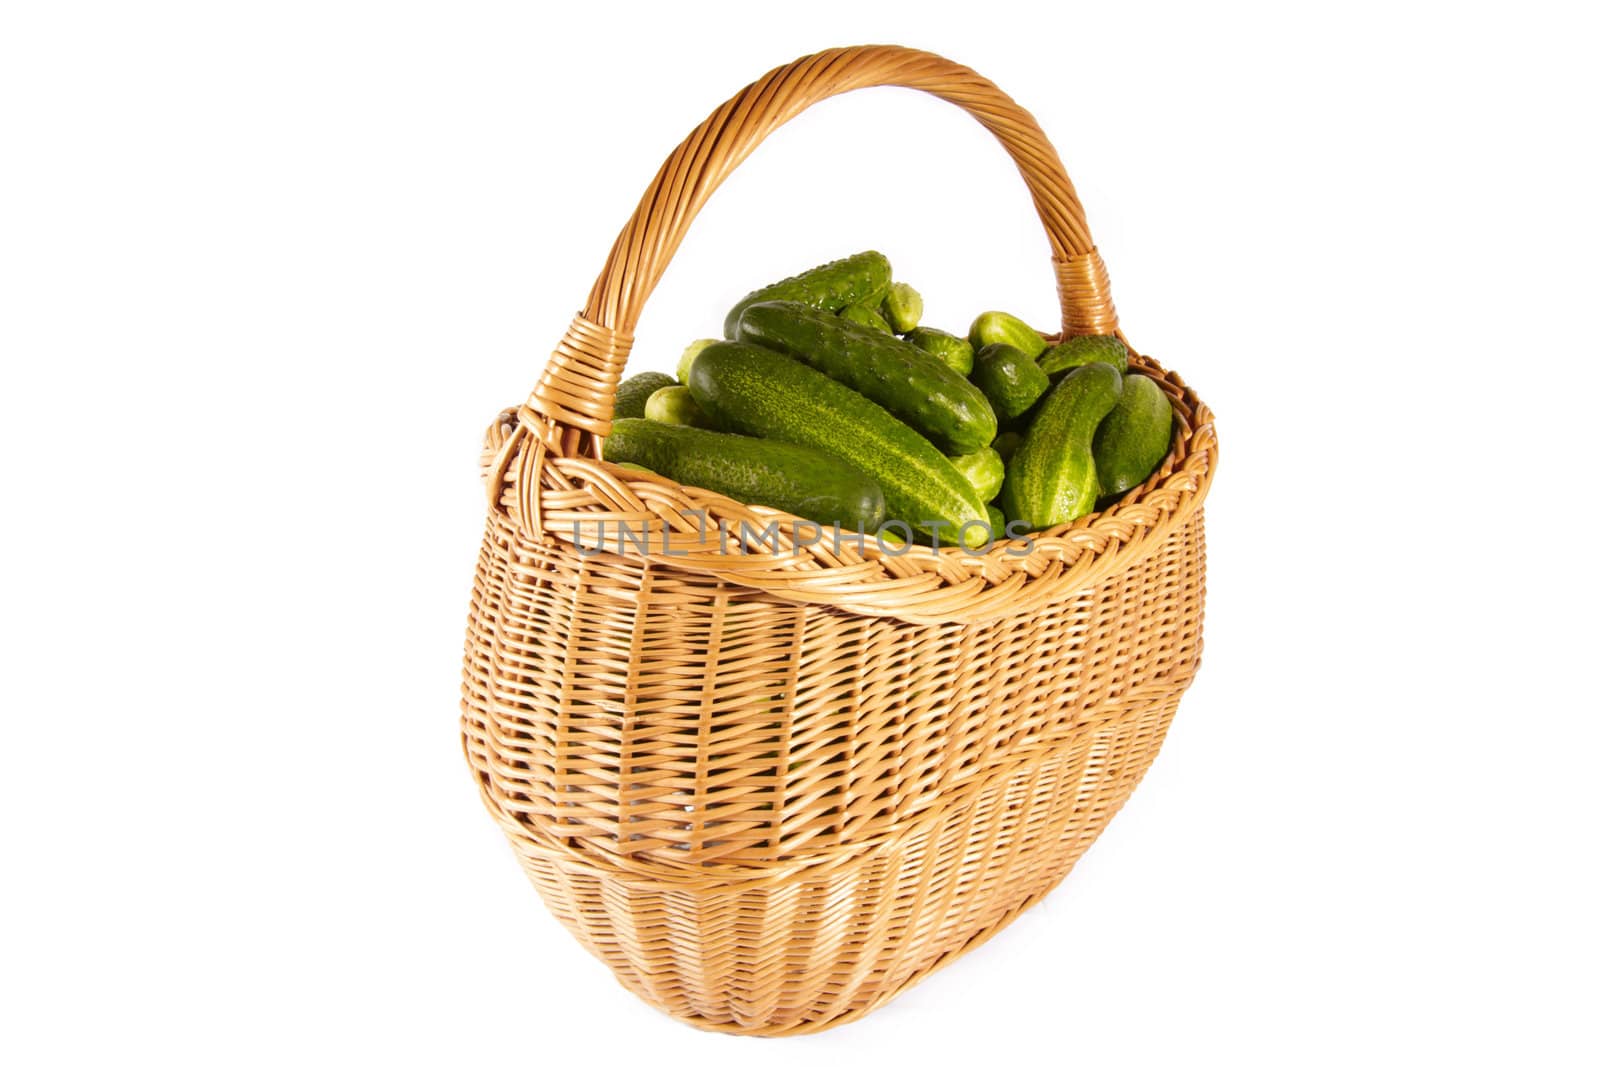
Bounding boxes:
519 44 1118 458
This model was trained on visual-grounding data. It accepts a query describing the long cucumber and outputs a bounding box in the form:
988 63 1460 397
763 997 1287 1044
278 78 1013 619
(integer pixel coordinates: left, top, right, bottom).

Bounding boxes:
1092 373 1173 495
722 250 892 338
687 342 988 547
604 419 886 529
1000 362 1123 529
734 300 997 455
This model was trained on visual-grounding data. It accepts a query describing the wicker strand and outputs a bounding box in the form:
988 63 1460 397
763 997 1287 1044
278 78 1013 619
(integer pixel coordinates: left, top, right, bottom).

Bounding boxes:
1055 249 1119 336
522 314 635 443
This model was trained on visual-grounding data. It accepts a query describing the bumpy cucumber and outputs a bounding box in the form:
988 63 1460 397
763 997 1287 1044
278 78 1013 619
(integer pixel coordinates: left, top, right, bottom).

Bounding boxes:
904 327 974 375
604 418 886 529
645 385 711 428
1092 373 1174 495
613 371 677 421
723 250 892 338
881 282 923 333
948 447 1004 503
677 339 717 385
1039 334 1129 376
991 430 1023 463
735 300 997 455
971 343 1050 421
839 303 893 333
985 504 1005 536
969 310 1047 359
1000 362 1123 529
687 341 988 547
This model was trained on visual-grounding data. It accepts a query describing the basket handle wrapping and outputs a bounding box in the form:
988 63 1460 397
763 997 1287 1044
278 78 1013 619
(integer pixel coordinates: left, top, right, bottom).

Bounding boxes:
519 44 1119 457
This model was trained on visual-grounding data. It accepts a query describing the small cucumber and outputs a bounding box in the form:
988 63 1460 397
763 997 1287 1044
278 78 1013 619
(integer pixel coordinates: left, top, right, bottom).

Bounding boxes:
985 503 1005 536
881 282 923 333
990 430 1023 463
839 303 893 333
948 447 1004 503
604 418 886 530
1000 362 1123 530
613 371 677 421
1039 334 1129 376
1092 373 1174 495
904 327 974 375
677 338 717 384
969 310 1047 359
723 250 892 338
645 385 711 428
688 341 988 547
971 343 1050 421
735 300 997 455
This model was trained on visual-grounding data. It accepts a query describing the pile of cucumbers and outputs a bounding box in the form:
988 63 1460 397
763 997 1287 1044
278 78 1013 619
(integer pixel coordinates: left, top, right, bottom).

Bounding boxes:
605 251 1173 551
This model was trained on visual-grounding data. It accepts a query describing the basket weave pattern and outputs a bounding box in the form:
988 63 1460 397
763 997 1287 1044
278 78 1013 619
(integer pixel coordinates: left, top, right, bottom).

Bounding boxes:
462 45 1215 1035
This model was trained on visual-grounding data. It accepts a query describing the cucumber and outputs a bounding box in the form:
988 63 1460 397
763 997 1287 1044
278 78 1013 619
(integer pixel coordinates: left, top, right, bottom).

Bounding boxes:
948 447 1004 503
723 250 892 338
604 418 886 529
1000 362 1123 530
735 300 997 455
881 282 923 333
839 303 893 333
687 341 988 547
985 504 1005 537
969 310 1047 359
971 343 1050 421
991 430 1023 463
1092 373 1174 495
903 327 974 375
1039 334 1129 376
645 385 711 428
677 338 717 384
613 371 677 421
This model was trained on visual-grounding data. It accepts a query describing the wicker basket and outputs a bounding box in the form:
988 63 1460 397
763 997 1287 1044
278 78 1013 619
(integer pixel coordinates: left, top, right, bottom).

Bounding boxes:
461 44 1217 1036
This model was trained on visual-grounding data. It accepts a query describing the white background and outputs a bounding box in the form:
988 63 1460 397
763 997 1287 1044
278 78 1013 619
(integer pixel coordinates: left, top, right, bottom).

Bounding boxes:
3 2 1597 1063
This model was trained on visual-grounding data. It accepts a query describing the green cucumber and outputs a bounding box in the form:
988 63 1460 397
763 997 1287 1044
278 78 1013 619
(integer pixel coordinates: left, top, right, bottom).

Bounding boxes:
613 371 677 421
604 418 885 529
839 303 893 333
969 310 1047 359
985 503 1005 536
1039 334 1129 376
688 341 988 547
904 327 974 375
677 339 717 384
1000 362 1123 530
991 430 1023 463
645 385 711 428
971 343 1050 421
735 300 997 455
1092 373 1174 495
723 250 892 338
881 282 923 333
948 447 1004 503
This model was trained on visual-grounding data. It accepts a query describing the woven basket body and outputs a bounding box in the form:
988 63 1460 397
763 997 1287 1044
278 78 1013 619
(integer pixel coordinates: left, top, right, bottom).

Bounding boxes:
462 46 1216 1036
